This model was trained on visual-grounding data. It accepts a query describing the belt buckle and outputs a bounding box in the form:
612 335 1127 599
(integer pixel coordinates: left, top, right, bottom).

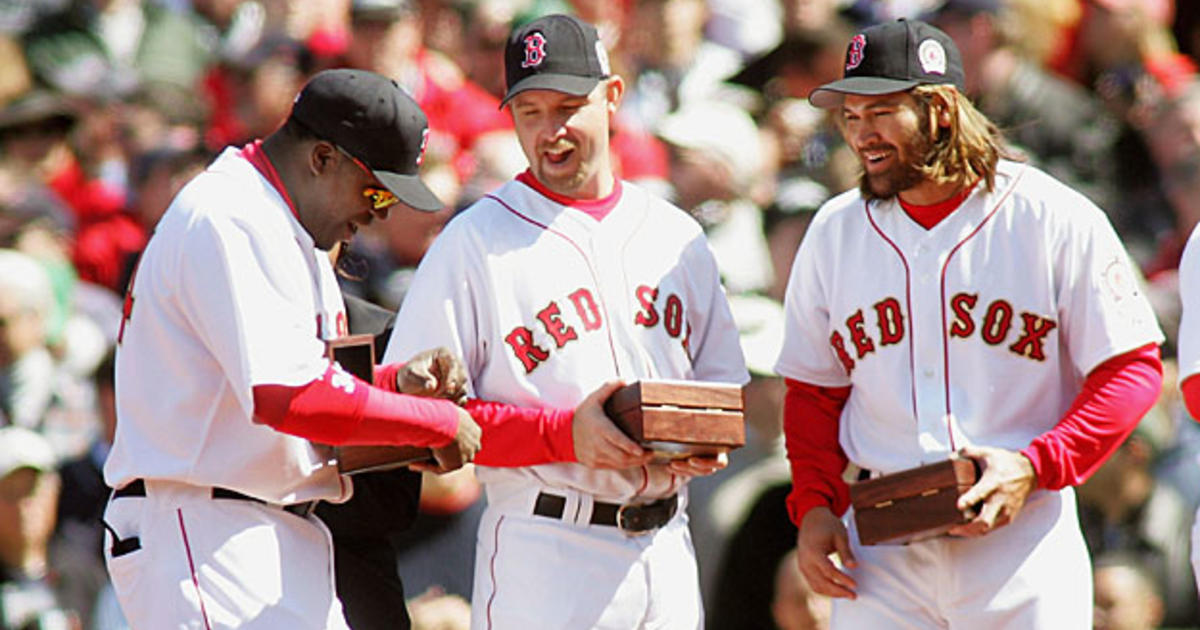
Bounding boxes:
615 503 654 537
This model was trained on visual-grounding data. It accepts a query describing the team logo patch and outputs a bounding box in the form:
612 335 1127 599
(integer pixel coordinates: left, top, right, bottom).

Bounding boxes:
1102 258 1137 302
918 39 947 75
846 34 866 71
595 41 611 75
522 32 547 68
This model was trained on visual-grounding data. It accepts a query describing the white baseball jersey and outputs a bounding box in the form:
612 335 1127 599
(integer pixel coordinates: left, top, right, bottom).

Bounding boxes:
385 177 747 629
384 178 749 501
776 159 1162 628
105 147 350 505
776 160 1162 473
1176 224 1200 400
102 147 355 629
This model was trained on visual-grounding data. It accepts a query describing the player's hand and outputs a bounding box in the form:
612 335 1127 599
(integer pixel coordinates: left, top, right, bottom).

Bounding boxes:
397 347 468 404
666 452 728 478
573 380 654 470
417 407 482 473
795 507 858 600
947 446 1037 538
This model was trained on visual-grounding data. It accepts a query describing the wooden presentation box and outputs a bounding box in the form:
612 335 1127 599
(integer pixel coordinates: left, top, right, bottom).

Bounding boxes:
850 458 979 546
603 380 745 460
325 335 433 474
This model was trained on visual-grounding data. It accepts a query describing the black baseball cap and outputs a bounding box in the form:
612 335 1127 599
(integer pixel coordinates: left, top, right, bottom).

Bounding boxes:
290 69 441 211
809 19 965 109
501 14 611 107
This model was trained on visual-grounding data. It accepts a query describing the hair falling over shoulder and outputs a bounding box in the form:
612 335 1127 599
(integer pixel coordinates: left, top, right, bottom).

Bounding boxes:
912 85 1023 193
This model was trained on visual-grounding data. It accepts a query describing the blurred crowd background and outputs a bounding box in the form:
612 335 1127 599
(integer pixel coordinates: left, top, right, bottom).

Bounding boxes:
0 0 1199 628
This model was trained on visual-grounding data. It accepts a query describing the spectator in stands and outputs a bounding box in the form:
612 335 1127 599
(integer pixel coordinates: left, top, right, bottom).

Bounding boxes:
1076 410 1199 626
1092 551 1167 630
0 425 78 629
657 100 774 295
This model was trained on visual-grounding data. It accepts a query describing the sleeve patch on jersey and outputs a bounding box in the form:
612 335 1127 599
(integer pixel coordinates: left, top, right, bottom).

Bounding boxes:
1101 259 1137 303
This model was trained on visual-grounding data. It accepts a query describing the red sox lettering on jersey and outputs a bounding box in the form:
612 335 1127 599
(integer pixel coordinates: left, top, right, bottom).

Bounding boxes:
828 293 1057 374
505 285 692 373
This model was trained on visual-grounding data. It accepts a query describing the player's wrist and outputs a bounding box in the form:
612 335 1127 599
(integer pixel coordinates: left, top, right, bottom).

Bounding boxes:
1017 446 1045 489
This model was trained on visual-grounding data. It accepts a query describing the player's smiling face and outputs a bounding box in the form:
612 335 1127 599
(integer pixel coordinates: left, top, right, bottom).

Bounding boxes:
840 92 933 200
509 78 622 199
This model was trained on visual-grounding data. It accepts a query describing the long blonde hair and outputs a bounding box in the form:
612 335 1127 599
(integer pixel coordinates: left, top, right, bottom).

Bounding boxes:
910 84 1021 193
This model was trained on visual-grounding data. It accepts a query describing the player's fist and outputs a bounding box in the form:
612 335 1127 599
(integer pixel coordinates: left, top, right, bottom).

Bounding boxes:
398 347 468 404
424 407 482 473
572 380 653 470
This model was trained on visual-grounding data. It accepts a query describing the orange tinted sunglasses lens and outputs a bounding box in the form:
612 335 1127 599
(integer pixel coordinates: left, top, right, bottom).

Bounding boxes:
363 186 399 211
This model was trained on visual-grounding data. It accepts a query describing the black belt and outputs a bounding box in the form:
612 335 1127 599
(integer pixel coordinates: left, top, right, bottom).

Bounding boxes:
533 491 678 534
111 479 317 518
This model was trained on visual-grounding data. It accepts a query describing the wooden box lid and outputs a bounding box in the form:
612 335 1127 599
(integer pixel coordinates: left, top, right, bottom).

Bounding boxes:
605 380 744 416
850 458 979 546
603 380 745 458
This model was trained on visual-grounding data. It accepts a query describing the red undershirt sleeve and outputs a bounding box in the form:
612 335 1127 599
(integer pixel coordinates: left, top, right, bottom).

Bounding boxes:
467 400 576 467
253 363 459 448
1020 343 1163 489
374 362 401 392
1180 374 1200 422
783 378 852 526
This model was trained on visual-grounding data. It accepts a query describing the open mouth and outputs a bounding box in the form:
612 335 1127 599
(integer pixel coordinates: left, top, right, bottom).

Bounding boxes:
543 144 575 167
860 146 894 171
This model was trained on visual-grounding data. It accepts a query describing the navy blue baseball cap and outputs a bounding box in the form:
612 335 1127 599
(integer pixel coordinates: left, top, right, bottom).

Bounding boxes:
291 69 441 211
809 19 965 109
502 14 611 107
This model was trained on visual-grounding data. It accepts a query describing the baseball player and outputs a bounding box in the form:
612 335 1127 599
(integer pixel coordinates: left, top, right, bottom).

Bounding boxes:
100 69 614 630
1174 229 1200 609
776 19 1164 628
383 14 749 630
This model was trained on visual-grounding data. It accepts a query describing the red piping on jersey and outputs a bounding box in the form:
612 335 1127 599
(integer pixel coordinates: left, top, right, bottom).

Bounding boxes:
176 509 214 630
239 140 300 220
485 193 622 376
615 197 661 376
863 200 919 424
485 515 505 630
938 169 1023 449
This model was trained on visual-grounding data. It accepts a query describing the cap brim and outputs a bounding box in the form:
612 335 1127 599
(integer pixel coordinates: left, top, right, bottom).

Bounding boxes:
808 77 921 109
500 74 601 108
375 169 443 212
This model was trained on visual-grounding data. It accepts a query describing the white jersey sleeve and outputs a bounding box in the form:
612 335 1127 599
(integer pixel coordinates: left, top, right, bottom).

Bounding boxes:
1050 178 1163 375
773 191 857 387
174 204 331 411
1178 226 1200 381
677 230 748 383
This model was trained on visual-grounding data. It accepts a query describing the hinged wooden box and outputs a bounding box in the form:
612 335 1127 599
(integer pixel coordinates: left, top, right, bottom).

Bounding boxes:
603 380 744 460
324 335 432 474
850 458 979 546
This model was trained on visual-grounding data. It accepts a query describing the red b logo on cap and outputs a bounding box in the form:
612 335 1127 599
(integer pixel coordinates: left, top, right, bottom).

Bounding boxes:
846 34 866 71
522 33 547 68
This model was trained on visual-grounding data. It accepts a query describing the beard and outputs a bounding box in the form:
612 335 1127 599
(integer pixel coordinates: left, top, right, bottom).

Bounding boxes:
858 125 934 200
